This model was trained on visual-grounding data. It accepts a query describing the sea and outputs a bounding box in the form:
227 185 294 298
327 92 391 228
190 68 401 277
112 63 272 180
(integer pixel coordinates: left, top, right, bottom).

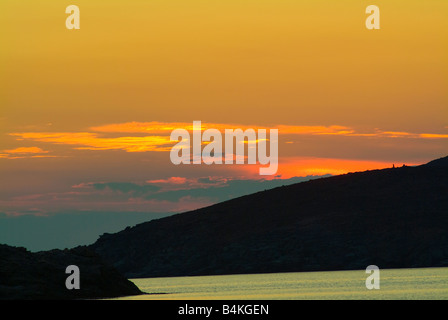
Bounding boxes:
115 267 448 300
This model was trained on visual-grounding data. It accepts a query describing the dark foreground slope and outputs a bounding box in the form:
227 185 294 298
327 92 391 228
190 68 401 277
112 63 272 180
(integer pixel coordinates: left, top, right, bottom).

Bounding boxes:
0 244 142 299
90 156 448 278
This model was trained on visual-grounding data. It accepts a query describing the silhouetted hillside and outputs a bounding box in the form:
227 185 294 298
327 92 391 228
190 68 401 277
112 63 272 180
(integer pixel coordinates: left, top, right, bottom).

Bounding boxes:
90 156 448 278
425 155 448 167
0 244 142 299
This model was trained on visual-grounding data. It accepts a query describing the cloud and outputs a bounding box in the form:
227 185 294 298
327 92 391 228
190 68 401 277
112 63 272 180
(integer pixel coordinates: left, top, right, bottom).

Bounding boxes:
91 121 197 134
9 132 173 153
90 121 448 139
92 182 160 195
146 177 188 185
276 125 354 135
4 147 48 154
1 175 329 218
143 175 329 203
419 133 448 139
92 121 355 136
6 122 447 159
146 176 229 191
0 146 55 159
64 175 327 204
197 177 225 184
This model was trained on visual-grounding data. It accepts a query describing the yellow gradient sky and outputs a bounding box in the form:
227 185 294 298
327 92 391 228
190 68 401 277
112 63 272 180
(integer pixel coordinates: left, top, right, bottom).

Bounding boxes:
1 0 447 215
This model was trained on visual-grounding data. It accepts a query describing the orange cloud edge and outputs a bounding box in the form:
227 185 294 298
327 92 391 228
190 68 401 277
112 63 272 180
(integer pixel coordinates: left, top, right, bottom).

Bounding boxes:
3 121 445 176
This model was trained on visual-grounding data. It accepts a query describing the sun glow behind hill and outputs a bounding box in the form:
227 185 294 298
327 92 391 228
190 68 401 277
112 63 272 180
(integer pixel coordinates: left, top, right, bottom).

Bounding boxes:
0 0 447 219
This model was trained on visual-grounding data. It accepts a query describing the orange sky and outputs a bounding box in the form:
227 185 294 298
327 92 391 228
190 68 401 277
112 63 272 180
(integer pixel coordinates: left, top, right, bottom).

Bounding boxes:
1 0 447 215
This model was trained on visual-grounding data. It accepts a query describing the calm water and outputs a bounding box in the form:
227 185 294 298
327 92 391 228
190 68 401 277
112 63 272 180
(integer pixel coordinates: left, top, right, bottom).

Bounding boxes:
117 267 448 300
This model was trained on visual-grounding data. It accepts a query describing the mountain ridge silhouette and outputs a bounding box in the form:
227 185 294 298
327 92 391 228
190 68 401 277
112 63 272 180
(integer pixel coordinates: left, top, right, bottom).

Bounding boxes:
90 156 448 278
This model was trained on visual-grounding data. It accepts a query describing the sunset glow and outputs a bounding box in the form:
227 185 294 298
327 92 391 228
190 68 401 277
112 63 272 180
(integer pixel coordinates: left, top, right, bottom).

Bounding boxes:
1 0 447 217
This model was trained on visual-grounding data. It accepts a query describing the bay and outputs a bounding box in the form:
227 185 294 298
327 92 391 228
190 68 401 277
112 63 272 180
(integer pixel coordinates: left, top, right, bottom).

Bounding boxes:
114 267 448 300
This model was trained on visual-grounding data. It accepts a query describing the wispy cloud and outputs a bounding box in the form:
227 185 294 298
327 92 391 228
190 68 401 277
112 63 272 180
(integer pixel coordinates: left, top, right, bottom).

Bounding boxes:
91 121 448 138
0 175 326 217
146 176 228 191
9 132 173 152
91 182 160 195
5 121 447 158
0 146 56 159
92 122 355 136
419 133 448 139
4 147 48 154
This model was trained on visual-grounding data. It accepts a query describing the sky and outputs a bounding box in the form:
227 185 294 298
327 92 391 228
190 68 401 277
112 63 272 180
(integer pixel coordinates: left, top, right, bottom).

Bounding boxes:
0 1 447 249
